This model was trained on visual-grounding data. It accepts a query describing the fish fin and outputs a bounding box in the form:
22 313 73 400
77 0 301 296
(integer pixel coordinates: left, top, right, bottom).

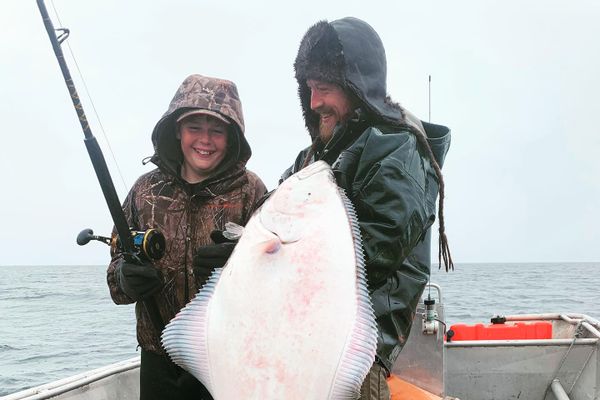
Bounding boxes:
331 189 378 399
161 267 224 395
223 222 244 241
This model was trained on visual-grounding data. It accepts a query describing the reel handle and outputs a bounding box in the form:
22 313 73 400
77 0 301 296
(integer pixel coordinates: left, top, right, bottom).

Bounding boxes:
77 228 111 246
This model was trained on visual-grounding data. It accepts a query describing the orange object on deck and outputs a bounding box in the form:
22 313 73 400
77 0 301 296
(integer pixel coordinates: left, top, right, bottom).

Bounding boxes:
387 375 442 400
448 321 552 341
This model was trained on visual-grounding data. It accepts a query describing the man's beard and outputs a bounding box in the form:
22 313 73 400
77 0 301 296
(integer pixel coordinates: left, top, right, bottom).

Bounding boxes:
318 118 336 143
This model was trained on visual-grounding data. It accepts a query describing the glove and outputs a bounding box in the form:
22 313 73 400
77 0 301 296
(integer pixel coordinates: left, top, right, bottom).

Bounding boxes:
115 258 163 301
193 230 237 276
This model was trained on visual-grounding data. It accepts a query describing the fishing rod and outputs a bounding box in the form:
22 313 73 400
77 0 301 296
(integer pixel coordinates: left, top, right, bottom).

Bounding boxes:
36 0 166 329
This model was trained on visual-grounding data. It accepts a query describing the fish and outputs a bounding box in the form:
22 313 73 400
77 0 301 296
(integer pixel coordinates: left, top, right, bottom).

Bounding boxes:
161 160 377 399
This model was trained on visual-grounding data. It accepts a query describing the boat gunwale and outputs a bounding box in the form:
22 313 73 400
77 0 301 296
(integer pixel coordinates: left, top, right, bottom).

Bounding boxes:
0 357 140 400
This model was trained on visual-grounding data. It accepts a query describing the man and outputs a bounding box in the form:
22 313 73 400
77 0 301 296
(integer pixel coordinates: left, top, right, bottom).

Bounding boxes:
281 17 453 399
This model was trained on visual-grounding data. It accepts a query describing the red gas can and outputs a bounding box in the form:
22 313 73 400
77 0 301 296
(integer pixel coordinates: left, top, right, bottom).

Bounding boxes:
448 321 552 341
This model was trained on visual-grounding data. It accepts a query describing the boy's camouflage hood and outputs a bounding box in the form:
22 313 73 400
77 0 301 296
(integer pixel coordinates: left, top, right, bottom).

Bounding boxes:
150 74 251 180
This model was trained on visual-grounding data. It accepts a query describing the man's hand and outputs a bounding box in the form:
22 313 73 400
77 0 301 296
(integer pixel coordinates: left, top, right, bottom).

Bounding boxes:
115 258 163 301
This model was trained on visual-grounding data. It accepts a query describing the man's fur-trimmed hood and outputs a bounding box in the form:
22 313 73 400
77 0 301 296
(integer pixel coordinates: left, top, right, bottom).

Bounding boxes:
150 74 251 182
294 17 406 139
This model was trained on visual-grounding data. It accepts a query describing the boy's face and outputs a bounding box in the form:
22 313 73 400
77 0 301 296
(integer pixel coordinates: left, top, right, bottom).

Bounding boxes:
177 114 228 183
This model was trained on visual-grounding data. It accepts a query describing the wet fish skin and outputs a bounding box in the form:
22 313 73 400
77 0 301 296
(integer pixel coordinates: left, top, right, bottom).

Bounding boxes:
162 161 377 399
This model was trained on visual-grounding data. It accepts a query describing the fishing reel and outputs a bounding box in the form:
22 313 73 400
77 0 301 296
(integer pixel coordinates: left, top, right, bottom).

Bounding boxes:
77 228 166 261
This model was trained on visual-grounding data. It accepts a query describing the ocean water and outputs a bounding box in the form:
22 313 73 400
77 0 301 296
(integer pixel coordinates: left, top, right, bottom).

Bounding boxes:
1 262 599 396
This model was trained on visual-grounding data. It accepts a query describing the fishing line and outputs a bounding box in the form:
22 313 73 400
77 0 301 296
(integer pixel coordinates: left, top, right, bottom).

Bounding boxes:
49 0 128 193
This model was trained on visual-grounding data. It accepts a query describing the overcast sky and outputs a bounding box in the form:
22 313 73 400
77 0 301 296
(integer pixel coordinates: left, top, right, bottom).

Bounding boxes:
1 0 599 266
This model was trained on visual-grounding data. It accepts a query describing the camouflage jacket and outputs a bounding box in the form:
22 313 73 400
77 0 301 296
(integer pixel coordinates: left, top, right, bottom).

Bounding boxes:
107 75 267 354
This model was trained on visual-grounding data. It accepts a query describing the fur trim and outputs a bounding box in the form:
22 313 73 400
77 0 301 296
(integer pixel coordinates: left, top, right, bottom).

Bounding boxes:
293 18 422 139
294 21 348 138
294 21 345 85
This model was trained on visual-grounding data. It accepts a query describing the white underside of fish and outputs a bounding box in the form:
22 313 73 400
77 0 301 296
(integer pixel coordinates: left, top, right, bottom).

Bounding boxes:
162 161 377 399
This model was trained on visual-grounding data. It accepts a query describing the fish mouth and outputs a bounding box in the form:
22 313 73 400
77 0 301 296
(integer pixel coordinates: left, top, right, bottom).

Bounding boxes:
269 229 299 245
258 212 302 244
296 160 331 180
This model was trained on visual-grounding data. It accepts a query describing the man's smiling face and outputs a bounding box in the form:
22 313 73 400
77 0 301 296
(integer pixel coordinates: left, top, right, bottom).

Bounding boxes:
306 79 356 143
